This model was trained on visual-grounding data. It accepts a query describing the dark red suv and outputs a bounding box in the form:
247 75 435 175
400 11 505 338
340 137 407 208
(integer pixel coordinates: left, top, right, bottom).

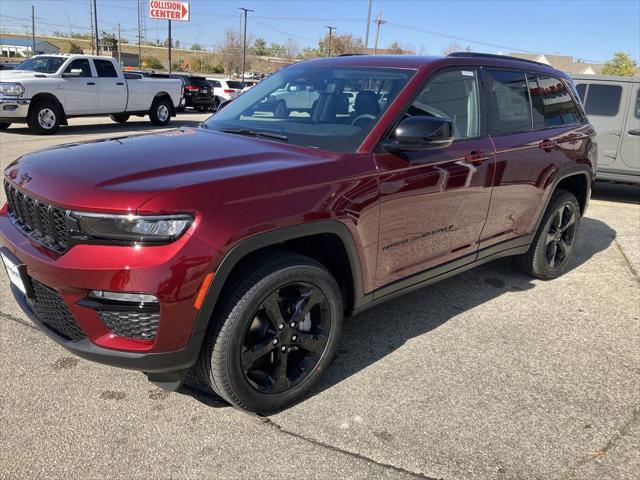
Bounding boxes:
0 53 595 413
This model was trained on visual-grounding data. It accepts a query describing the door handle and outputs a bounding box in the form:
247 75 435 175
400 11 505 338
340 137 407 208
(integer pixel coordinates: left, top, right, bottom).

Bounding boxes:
629 129 640 136
539 139 558 152
463 151 491 166
86 82 95 85
116 82 124 86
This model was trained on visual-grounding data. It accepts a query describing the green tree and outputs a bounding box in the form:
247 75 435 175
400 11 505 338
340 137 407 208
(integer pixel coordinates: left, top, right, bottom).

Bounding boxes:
68 42 84 54
602 51 638 76
253 37 268 56
141 56 163 70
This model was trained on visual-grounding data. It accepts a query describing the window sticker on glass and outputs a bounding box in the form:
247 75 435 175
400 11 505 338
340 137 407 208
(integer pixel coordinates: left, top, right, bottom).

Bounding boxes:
461 70 475 76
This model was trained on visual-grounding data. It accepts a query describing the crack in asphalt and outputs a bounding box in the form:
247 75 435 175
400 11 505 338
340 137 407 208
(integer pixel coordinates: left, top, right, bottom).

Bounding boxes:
0 311 36 330
613 237 640 285
563 408 640 479
261 417 442 480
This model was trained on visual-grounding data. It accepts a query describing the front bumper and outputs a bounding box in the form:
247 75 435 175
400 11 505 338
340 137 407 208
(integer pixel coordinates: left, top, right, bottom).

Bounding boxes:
0 210 216 373
0 97 30 122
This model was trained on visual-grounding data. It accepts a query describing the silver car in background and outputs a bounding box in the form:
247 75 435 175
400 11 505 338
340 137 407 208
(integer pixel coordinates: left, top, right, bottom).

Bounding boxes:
572 74 640 185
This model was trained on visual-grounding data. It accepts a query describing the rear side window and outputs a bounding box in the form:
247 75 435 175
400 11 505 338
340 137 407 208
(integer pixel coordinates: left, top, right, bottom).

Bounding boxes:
93 59 118 78
227 81 245 89
535 75 583 127
575 83 587 101
209 80 221 88
635 89 640 118
582 84 622 116
485 69 531 135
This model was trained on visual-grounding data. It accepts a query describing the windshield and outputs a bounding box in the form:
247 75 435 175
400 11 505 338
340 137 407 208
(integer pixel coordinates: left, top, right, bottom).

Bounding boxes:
204 64 413 152
15 56 66 74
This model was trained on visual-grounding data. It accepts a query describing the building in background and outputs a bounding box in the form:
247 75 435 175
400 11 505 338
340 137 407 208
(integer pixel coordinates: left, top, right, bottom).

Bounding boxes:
508 52 603 74
0 36 60 57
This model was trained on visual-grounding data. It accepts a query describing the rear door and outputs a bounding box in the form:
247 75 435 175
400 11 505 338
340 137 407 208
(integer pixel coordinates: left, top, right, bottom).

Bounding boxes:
575 81 628 169
620 82 640 174
92 59 127 113
60 58 96 115
480 69 588 251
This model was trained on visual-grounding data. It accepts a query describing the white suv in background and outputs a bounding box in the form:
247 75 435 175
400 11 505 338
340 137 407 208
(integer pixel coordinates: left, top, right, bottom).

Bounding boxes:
207 78 245 103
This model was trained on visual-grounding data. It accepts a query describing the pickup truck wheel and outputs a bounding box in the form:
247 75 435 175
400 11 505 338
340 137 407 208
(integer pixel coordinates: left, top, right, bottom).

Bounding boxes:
515 189 580 280
0 123 10 130
27 101 61 134
196 252 343 414
149 97 172 126
110 114 130 123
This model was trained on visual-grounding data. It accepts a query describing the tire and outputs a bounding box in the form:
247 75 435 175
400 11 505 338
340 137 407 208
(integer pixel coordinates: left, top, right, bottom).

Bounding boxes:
149 96 172 126
211 97 220 112
0 123 10 130
515 189 581 280
196 252 343 414
27 100 61 134
110 113 130 123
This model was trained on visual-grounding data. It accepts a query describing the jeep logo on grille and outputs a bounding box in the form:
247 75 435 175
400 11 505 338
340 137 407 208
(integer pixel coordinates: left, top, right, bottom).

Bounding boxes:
19 173 32 185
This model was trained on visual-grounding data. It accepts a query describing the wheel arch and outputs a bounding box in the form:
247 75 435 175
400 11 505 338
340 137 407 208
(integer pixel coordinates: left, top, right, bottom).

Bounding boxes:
152 91 175 116
191 221 365 339
28 92 68 124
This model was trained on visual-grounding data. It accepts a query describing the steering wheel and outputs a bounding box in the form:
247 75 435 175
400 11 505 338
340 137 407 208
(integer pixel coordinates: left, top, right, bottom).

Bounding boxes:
351 114 376 127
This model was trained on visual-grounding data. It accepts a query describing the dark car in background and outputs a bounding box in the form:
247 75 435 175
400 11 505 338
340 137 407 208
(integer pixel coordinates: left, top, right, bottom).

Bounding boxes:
175 74 216 112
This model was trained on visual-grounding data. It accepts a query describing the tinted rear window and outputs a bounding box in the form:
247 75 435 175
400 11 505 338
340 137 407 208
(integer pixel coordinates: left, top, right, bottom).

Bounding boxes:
94 59 118 78
189 77 209 88
485 69 532 135
226 81 245 89
583 84 622 116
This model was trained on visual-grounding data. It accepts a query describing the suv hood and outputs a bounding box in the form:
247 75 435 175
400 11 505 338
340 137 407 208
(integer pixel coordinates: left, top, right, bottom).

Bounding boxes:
4 127 334 213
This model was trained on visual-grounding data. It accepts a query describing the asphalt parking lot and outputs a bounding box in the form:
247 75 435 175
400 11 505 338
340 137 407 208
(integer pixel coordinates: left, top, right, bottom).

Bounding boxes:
0 115 638 480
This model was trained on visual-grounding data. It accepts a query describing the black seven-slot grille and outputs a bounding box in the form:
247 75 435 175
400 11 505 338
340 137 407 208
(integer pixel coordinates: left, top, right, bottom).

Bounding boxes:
4 180 70 252
29 279 86 341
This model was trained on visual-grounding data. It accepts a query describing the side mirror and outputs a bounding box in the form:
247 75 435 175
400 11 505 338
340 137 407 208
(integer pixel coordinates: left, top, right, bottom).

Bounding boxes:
62 69 83 77
382 116 454 152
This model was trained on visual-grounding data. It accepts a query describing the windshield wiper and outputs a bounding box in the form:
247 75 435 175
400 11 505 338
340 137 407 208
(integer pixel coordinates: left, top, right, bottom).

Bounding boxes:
219 128 288 143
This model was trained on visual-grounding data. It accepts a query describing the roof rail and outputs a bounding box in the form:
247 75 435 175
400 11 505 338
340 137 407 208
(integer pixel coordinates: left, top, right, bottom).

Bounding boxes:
338 53 365 57
447 52 548 67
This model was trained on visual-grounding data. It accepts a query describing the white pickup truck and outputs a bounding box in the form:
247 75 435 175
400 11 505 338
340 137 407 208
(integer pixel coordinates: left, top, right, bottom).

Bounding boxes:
0 54 183 134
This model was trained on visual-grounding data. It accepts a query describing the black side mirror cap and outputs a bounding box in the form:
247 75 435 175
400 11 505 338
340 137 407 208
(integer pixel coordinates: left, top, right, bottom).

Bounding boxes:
382 116 454 152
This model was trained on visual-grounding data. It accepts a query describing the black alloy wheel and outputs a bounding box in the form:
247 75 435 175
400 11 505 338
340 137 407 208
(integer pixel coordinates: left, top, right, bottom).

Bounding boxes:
544 203 578 269
241 282 331 394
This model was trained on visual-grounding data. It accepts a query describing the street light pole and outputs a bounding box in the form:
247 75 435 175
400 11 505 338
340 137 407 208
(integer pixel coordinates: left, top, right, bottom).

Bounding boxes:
31 5 36 57
364 0 372 54
117 23 122 65
239 7 253 82
325 25 336 56
137 0 142 67
373 12 385 55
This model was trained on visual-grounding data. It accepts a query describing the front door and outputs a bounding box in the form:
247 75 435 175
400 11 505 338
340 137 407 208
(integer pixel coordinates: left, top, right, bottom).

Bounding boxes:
61 58 96 115
374 67 495 290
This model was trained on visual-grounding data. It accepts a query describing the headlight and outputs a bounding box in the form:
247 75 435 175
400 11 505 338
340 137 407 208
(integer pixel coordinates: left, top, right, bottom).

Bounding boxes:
72 212 193 244
0 83 25 96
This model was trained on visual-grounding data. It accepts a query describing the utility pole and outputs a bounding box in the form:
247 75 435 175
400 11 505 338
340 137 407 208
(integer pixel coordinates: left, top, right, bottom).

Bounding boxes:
137 0 143 67
325 25 336 56
117 23 122 65
31 5 36 57
89 0 95 55
168 20 172 74
373 12 385 55
239 7 253 82
92 0 99 55
364 0 372 54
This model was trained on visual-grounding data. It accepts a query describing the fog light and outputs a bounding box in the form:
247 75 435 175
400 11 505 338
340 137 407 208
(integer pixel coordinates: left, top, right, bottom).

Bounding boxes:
89 290 158 304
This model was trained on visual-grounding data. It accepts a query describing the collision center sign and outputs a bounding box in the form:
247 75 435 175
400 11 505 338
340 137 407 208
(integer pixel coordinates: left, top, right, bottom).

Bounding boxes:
149 1 190 22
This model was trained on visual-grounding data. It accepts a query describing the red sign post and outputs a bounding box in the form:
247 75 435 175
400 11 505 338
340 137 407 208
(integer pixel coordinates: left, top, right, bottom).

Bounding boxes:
149 1 190 74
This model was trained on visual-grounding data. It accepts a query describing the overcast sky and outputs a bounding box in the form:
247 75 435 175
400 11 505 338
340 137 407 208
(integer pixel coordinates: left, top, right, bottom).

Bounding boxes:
1 0 638 63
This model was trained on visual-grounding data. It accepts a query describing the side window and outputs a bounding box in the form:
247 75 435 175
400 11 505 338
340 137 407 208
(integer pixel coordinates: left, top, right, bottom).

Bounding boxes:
485 70 531 135
210 80 221 88
635 88 640 118
406 68 480 139
64 59 92 77
575 83 587 101
583 84 622 116
536 75 583 127
93 59 118 78
527 74 546 130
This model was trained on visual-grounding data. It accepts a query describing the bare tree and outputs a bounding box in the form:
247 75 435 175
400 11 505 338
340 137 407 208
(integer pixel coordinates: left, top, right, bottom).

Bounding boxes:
442 42 462 56
219 28 253 75
387 41 403 54
284 38 299 59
